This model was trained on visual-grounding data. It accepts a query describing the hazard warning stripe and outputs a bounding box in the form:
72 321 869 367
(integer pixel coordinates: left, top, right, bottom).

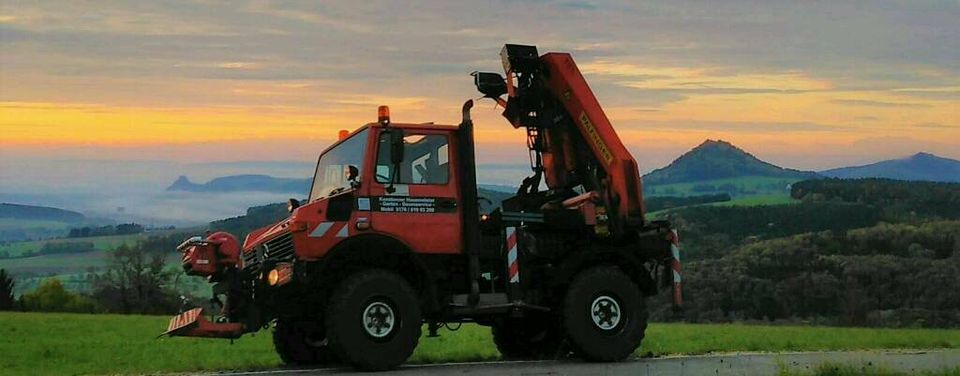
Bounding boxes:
669 229 682 306
309 222 350 238
506 227 519 283
167 308 201 332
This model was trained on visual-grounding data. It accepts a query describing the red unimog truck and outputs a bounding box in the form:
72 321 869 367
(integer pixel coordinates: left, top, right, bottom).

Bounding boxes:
164 44 682 371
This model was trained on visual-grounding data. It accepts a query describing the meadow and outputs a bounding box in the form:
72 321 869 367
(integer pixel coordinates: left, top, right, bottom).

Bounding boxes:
645 176 800 197
0 230 180 258
2 312 958 375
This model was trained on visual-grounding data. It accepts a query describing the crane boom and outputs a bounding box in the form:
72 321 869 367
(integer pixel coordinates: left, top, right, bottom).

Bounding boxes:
475 44 646 238
540 52 646 220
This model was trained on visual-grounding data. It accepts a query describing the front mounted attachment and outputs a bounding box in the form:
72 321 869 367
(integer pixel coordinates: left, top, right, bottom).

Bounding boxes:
161 308 244 339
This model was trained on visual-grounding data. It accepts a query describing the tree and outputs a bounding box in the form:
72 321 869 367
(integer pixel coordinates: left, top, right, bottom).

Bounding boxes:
0 269 15 310
115 223 144 235
19 279 97 313
92 244 179 314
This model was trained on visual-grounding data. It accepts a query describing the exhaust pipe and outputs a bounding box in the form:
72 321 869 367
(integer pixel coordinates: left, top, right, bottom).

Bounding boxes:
457 100 482 306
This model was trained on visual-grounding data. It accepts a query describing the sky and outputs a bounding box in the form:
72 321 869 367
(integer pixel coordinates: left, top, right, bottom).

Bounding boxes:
1 0 958 179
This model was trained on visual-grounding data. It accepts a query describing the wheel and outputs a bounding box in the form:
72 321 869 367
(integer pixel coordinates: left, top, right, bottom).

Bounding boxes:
272 320 338 365
562 265 648 362
324 269 422 371
491 314 565 360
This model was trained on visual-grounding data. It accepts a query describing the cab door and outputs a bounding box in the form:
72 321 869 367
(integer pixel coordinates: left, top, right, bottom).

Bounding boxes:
364 128 463 254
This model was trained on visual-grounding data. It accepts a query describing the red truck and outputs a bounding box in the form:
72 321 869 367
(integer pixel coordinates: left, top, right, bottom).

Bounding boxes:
165 44 682 371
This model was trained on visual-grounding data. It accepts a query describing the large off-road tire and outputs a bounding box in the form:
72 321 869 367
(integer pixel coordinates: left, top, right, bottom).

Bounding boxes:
491 314 565 360
272 320 338 365
562 265 648 362
324 269 422 371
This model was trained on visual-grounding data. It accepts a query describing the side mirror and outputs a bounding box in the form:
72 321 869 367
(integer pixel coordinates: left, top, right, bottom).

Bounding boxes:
287 198 300 213
389 130 405 165
472 71 507 99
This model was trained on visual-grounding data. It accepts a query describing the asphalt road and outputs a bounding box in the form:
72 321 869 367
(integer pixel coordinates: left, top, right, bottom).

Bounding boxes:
210 349 960 376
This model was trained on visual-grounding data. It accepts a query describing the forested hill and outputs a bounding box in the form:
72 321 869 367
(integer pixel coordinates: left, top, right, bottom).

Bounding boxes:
0 203 85 223
643 139 820 185
820 152 960 182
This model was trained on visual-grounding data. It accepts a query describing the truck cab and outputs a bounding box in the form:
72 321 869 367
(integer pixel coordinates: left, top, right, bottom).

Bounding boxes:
273 119 465 263
222 112 479 328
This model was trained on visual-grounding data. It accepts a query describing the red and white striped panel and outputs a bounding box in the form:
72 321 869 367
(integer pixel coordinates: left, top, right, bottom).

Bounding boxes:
506 227 519 283
167 307 202 333
669 229 682 306
309 221 349 238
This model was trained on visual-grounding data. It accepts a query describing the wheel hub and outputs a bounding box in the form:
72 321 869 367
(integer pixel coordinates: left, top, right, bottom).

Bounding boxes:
590 295 621 331
362 301 396 338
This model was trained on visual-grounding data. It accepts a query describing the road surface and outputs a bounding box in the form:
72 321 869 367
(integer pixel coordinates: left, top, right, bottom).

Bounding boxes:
208 349 959 376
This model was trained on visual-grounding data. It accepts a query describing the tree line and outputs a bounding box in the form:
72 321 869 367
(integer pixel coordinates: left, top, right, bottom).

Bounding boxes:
67 223 144 238
792 178 960 220
651 221 960 327
663 202 883 260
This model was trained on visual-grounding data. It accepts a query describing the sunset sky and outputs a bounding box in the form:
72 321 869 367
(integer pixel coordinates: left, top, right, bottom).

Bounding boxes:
1 1 958 174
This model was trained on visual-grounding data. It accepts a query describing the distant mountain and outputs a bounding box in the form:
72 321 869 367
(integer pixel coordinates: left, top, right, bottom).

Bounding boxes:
643 140 820 185
167 175 311 193
820 153 960 183
0 203 85 223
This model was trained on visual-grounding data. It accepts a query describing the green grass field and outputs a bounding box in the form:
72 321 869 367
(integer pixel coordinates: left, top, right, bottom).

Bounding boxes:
647 176 799 198
646 194 799 219
713 194 799 207
0 218 73 246
0 231 171 258
0 218 72 232
2 312 958 376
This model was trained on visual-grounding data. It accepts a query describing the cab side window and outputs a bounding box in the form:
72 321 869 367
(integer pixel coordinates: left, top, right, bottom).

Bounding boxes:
376 133 449 185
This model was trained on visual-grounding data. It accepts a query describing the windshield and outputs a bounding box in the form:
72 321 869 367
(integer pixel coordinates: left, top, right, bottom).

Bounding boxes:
309 128 369 201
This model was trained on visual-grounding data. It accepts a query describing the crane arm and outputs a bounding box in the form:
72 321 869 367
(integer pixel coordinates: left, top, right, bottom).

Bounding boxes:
474 44 646 236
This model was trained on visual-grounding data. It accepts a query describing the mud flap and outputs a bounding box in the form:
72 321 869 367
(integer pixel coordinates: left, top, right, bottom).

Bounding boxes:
161 308 244 339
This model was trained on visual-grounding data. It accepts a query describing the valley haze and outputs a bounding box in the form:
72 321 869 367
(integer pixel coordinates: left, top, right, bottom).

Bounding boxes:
5 139 958 229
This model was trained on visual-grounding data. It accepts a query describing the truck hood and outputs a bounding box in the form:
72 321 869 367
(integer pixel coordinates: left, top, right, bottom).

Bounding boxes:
243 219 291 252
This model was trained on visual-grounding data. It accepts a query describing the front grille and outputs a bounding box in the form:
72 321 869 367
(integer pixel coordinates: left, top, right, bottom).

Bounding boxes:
242 248 261 274
242 232 295 275
264 233 295 262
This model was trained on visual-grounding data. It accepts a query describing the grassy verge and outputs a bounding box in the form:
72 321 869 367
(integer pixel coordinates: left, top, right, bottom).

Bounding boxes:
2 312 959 375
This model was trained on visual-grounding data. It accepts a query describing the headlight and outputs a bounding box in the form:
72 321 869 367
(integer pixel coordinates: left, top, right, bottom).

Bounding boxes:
267 263 293 286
